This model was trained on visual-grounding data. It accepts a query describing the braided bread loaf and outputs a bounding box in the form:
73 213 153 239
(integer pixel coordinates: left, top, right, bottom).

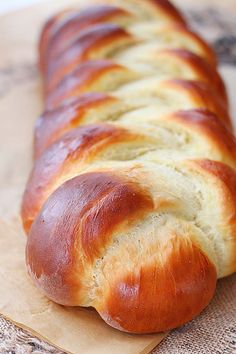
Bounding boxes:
22 0 236 334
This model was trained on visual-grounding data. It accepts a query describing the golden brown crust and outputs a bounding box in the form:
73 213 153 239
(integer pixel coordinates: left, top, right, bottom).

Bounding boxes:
98 236 216 333
157 49 227 103
45 51 226 110
45 59 134 108
34 78 231 159
39 10 71 72
41 6 133 72
34 93 120 158
23 123 144 233
39 0 186 71
170 109 236 161
46 23 134 90
26 172 153 304
149 0 186 24
44 21 216 91
163 80 231 127
25 109 236 234
104 0 186 24
165 25 216 66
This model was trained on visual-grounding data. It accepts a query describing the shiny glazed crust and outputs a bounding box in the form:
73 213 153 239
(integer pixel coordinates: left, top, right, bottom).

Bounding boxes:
22 0 236 334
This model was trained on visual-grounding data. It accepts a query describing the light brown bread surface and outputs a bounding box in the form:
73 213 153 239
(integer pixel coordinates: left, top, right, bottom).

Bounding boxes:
22 0 236 334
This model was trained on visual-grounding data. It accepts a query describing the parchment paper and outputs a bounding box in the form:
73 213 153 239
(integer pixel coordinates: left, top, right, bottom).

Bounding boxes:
0 0 236 353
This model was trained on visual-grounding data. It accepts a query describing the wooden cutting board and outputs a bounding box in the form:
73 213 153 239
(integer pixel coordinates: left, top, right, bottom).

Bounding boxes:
0 0 235 353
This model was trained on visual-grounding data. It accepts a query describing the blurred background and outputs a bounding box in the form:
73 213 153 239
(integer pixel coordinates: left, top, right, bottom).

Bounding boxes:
0 0 47 14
